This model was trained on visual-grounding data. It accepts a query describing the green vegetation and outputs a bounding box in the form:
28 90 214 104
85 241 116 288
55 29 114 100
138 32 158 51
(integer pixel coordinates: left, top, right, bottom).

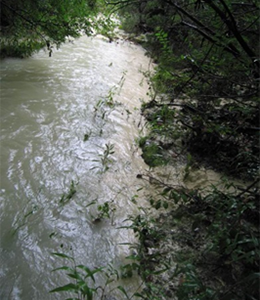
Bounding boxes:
0 0 107 57
50 252 103 299
2 0 259 299
59 180 77 204
92 143 115 173
127 174 259 300
115 0 259 180
88 198 116 223
138 136 168 167
112 1 259 299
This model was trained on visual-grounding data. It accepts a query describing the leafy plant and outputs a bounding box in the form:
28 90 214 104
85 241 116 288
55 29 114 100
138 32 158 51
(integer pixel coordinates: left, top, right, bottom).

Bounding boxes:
96 200 116 223
174 264 216 300
59 180 77 204
92 143 115 173
50 252 103 300
138 137 167 168
91 14 119 42
50 252 141 300
93 73 125 122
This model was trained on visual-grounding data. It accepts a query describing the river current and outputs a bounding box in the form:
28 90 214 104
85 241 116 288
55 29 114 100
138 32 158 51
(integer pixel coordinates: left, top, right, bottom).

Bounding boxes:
0 35 153 299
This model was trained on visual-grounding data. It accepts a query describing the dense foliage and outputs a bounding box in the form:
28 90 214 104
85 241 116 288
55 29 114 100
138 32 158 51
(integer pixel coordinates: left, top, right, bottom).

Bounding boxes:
114 0 260 180
106 1 259 299
125 173 259 300
0 0 100 57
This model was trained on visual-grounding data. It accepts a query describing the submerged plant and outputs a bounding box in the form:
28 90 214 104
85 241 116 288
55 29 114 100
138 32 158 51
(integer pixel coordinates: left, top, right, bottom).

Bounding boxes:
138 137 168 168
59 180 77 204
50 252 103 300
92 143 115 173
93 72 126 120
97 201 115 220
84 131 91 142
50 253 142 300
90 200 116 224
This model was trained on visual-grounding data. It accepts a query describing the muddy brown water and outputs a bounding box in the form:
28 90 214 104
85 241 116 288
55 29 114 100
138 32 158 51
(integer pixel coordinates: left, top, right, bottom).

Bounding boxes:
0 34 234 300
0 35 154 299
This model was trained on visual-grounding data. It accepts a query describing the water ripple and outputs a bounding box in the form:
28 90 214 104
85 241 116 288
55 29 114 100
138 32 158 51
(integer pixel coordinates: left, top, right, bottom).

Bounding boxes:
0 35 151 299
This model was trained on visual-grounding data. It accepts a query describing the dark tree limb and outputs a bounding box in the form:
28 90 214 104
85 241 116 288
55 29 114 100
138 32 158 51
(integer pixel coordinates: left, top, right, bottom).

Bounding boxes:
204 0 260 75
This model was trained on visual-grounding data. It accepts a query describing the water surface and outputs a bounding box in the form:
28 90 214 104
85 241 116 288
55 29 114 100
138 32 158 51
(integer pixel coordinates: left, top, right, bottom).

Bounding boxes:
0 35 152 299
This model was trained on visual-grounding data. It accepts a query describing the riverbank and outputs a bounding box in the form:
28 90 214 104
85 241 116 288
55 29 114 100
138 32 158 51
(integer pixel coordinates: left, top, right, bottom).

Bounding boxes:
121 95 259 300
130 169 259 300
121 31 260 300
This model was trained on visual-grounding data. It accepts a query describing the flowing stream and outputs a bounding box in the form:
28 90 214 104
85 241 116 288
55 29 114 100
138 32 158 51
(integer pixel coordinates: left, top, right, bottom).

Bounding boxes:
0 35 153 299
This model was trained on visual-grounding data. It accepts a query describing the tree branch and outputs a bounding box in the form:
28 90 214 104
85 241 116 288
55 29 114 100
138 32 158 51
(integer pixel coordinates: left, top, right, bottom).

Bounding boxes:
164 0 241 58
204 0 260 75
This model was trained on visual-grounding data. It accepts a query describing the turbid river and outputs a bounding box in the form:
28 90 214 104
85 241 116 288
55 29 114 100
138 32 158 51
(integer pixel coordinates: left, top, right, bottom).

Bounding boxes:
0 35 153 299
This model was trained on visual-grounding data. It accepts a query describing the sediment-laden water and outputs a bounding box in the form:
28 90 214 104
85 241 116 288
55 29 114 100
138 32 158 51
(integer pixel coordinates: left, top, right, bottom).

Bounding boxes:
0 35 153 299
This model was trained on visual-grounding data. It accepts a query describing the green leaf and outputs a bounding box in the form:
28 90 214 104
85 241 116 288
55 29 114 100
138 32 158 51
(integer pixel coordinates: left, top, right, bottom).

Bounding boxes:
67 272 84 282
76 265 103 282
50 283 78 293
155 200 161 209
85 200 97 208
51 252 74 261
162 187 172 195
152 267 168 275
163 201 169 209
117 286 130 300
181 193 188 202
80 284 95 299
133 292 146 299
